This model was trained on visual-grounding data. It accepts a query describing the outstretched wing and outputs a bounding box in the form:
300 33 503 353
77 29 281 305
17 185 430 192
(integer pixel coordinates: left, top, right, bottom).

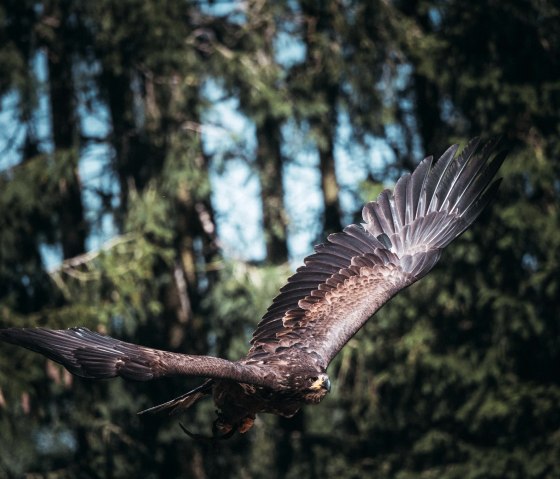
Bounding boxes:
248 138 506 368
0 327 274 387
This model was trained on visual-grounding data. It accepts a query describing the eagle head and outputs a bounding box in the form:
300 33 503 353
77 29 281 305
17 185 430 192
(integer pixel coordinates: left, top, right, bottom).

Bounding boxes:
302 373 331 404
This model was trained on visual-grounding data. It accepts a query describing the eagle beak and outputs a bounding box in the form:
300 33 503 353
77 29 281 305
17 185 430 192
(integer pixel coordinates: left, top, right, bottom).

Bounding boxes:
310 376 331 392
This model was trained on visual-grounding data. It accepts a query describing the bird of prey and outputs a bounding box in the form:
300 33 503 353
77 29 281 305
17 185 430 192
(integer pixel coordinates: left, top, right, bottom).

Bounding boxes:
0 138 505 439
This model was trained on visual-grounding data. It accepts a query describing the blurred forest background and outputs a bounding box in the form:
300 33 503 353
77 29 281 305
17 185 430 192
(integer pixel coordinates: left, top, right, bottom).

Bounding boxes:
0 0 559 478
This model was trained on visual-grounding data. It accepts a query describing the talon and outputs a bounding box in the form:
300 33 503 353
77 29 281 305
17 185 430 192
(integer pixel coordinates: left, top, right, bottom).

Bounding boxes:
238 416 255 434
179 422 235 441
179 422 201 439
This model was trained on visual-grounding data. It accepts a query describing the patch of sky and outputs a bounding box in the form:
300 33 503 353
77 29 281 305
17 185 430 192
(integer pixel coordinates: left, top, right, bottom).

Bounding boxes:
274 31 306 68
202 80 265 261
439 95 466 131
200 0 246 24
202 80 256 155
77 71 119 252
0 92 24 170
336 113 371 221
336 111 394 219
33 51 54 154
395 63 413 91
521 253 538 272
428 7 443 29
0 52 53 170
35 427 77 454
385 121 424 174
40 244 63 272
281 120 322 266
212 159 265 261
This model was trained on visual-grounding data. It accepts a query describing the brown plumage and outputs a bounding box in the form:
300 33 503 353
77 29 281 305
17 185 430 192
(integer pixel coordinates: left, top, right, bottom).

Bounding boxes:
0 138 506 438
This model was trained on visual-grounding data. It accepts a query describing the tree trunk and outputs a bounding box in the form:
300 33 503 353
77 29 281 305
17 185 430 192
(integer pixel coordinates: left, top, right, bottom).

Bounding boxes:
256 116 289 264
317 84 343 235
46 1 86 259
301 3 343 235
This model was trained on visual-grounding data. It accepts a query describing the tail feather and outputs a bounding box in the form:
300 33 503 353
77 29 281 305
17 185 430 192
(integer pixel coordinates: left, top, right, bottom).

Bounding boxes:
138 380 214 416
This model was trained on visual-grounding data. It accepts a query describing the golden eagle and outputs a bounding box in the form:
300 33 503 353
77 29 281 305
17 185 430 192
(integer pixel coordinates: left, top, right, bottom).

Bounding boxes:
0 138 505 438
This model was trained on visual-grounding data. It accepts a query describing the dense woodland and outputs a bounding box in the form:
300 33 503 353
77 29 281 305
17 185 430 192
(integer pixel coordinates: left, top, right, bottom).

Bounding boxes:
0 0 559 478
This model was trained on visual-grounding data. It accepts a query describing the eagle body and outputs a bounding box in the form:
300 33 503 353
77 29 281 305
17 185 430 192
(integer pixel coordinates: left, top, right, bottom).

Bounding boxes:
0 138 505 438
211 371 328 434
144 351 331 433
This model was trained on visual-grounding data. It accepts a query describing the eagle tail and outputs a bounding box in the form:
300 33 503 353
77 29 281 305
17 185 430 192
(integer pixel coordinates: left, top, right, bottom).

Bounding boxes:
137 379 214 416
